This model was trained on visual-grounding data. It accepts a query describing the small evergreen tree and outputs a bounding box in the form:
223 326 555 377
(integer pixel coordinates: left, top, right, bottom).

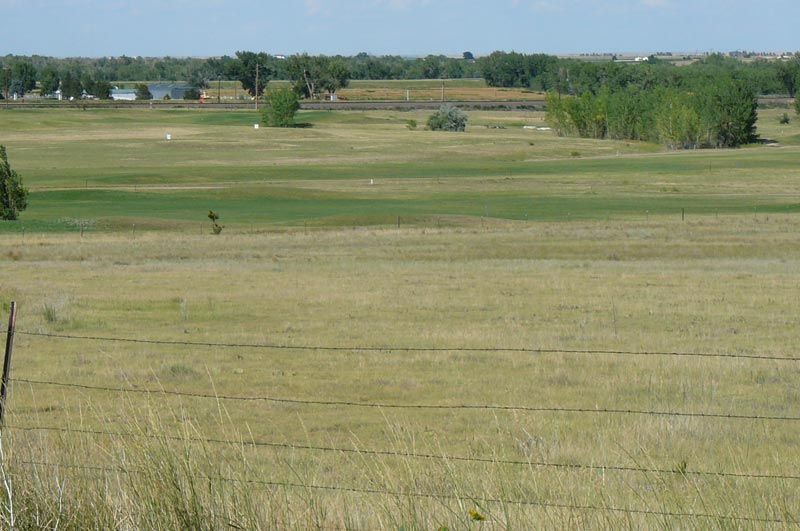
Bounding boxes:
427 104 468 132
262 87 300 127
0 146 28 221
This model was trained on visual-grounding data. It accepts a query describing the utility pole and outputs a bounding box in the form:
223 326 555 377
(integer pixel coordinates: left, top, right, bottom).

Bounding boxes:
217 74 221 104
255 63 259 111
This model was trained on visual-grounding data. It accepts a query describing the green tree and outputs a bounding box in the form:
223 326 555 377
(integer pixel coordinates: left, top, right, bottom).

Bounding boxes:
0 146 28 221
232 51 271 97
563 91 607 139
777 59 800 97
262 87 300 127
427 104 468 132
82 78 111 99
39 66 60 95
135 83 153 100
696 78 758 148
795 95 800 116
318 58 350 98
9 80 25 98
656 92 700 149
60 72 83 99
286 55 350 99
93 80 112 100
11 61 37 92
0 67 10 99
545 91 571 135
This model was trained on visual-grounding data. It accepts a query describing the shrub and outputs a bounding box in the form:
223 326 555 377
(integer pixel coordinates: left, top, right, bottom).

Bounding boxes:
184 88 201 100
262 88 300 127
135 84 152 100
406 119 417 130
427 104 468 132
208 210 223 234
779 112 790 125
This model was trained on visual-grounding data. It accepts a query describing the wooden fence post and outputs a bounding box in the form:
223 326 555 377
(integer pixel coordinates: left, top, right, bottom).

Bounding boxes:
0 301 17 428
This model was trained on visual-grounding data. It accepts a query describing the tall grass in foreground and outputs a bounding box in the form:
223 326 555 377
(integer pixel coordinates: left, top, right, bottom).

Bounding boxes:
0 397 795 530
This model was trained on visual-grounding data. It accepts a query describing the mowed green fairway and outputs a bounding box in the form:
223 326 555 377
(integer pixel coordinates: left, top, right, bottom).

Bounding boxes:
1 106 800 528
2 107 800 232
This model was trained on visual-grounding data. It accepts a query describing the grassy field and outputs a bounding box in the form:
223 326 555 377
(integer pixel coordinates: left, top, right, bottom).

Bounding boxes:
0 106 800 528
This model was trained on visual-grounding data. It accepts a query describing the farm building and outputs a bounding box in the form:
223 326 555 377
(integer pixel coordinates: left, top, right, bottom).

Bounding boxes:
110 89 136 101
110 84 193 101
148 84 193 100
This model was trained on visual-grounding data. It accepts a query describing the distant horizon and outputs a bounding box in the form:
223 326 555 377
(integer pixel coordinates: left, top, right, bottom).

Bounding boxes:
3 50 799 61
4 0 800 58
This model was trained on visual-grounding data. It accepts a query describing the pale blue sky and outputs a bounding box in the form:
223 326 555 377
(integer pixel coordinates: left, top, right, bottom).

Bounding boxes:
3 0 798 57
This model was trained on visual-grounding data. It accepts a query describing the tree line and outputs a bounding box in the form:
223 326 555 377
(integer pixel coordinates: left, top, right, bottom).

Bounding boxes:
0 52 483 100
2 51 800 104
545 78 759 149
480 51 800 97
3 51 799 97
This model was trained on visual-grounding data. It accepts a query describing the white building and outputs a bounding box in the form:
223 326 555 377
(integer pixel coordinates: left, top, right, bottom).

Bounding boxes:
110 89 137 101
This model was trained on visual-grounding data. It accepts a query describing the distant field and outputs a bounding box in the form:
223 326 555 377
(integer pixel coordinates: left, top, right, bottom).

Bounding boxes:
1 106 800 527
114 78 545 102
1 107 799 233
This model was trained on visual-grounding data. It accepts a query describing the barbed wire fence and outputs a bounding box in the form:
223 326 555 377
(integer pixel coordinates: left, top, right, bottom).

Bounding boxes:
1 302 799 525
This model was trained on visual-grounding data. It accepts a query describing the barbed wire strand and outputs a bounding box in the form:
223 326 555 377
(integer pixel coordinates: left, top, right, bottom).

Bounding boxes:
14 330 800 362
6 423 800 482
14 459 788 524
12 377 800 422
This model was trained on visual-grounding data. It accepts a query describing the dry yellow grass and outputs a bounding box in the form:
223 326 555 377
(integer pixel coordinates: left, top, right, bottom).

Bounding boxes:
2 214 799 527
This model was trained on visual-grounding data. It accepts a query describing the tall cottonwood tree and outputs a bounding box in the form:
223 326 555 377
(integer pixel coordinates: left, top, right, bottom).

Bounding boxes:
286 54 350 99
232 51 271 97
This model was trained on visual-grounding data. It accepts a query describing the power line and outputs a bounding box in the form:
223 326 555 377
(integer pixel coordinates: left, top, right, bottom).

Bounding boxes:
15 330 800 362
7 423 800 482
15 459 788 524
13 377 800 422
